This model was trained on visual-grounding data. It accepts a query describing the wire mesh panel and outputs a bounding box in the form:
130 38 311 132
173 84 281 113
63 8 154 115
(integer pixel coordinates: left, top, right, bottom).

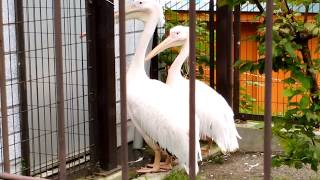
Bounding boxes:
0 0 21 174
0 0 91 177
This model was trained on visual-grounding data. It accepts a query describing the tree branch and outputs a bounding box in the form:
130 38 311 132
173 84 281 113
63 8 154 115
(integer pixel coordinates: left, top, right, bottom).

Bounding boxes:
253 0 264 14
300 39 320 105
304 4 309 23
283 0 292 14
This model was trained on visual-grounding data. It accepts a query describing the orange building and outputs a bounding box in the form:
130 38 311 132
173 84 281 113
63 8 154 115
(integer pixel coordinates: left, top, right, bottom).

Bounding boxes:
166 11 320 115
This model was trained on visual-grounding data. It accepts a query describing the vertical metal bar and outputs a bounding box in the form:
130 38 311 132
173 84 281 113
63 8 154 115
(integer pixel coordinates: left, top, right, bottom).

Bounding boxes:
0 0 11 173
86 0 117 170
264 0 273 178
119 0 128 178
216 1 233 106
14 0 30 175
150 28 159 80
233 5 241 117
53 0 67 179
189 0 196 179
86 0 98 166
209 0 215 88
0 172 48 180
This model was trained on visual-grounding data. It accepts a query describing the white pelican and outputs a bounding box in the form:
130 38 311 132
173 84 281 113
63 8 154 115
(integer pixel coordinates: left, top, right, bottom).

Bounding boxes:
146 26 241 154
115 1 202 173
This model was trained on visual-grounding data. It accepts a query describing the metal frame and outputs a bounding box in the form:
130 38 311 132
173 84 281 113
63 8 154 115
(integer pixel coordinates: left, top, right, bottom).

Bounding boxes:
209 0 215 88
150 29 159 80
0 173 47 180
53 0 67 178
233 5 241 116
264 0 273 178
14 0 30 175
87 0 118 171
216 1 233 107
0 0 275 179
189 0 196 179
0 0 10 173
119 0 128 179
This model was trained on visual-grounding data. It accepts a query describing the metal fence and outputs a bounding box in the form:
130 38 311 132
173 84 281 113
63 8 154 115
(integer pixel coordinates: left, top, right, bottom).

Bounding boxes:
0 0 92 179
0 0 276 179
118 0 273 179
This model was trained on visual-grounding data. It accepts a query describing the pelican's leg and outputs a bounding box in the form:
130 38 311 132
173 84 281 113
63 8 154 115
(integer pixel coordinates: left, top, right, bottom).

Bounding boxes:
137 146 167 173
130 122 170 173
161 153 173 170
147 150 173 170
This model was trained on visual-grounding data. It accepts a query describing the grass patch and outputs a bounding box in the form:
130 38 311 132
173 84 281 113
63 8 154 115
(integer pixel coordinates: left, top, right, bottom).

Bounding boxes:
163 169 189 180
163 169 201 180
128 170 139 179
207 153 224 164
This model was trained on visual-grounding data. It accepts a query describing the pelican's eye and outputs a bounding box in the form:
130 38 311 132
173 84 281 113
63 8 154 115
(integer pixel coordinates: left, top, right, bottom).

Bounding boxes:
139 1 143 4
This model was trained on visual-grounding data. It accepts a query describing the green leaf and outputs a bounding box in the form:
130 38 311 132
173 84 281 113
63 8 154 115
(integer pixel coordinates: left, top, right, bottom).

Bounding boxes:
283 89 294 97
283 77 296 84
304 23 316 32
284 43 297 58
313 149 320 160
299 96 310 108
234 60 243 68
293 71 311 90
239 62 253 73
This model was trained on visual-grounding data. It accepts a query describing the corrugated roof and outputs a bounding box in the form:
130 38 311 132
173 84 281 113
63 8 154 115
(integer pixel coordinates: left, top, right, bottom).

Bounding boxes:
161 0 319 13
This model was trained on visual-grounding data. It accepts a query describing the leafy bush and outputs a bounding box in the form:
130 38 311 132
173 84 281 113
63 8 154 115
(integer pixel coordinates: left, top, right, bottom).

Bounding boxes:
158 9 212 82
232 0 320 171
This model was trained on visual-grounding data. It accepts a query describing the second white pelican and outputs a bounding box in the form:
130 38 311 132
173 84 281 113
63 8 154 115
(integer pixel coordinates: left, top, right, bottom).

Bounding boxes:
146 26 241 154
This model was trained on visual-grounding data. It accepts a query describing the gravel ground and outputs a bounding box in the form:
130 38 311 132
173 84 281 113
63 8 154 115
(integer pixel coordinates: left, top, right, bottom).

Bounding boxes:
199 152 320 180
76 149 320 180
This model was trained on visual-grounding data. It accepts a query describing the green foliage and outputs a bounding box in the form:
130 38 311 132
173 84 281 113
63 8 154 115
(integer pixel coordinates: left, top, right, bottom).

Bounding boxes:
240 87 257 114
163 169 200 180
207 153 225 164
159 9 212 82
232 0 320 172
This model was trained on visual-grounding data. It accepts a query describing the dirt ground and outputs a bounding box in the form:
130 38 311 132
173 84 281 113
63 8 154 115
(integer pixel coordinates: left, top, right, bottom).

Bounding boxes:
76 148 320 180
198 152 320 180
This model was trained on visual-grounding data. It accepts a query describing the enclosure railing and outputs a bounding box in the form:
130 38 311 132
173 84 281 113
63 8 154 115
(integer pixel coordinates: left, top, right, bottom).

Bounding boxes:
0 0 91 179
0 0 274 179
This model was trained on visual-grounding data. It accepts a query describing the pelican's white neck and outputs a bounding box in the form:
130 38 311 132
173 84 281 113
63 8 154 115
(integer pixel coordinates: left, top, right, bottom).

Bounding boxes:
167 40 189 82
128 14 159 78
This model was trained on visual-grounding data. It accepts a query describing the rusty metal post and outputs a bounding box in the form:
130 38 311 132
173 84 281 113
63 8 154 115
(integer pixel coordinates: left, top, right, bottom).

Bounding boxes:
0 0 11 173
86 0 98 167
233 5 241 117
14 0 30 175
53 0 67 179
119 0 128 179
86 0 117 170
150 28 159 80
216 1 233 107
0 173 47 180
209 0 215 88
189 0 196 179
264 0 273 178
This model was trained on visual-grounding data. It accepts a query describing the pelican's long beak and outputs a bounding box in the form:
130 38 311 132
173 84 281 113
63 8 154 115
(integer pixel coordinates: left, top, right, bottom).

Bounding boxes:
145 36 176 61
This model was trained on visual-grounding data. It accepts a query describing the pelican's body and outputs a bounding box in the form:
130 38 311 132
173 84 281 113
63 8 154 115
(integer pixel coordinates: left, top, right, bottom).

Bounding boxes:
146 26 241 153
117 1 201 173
